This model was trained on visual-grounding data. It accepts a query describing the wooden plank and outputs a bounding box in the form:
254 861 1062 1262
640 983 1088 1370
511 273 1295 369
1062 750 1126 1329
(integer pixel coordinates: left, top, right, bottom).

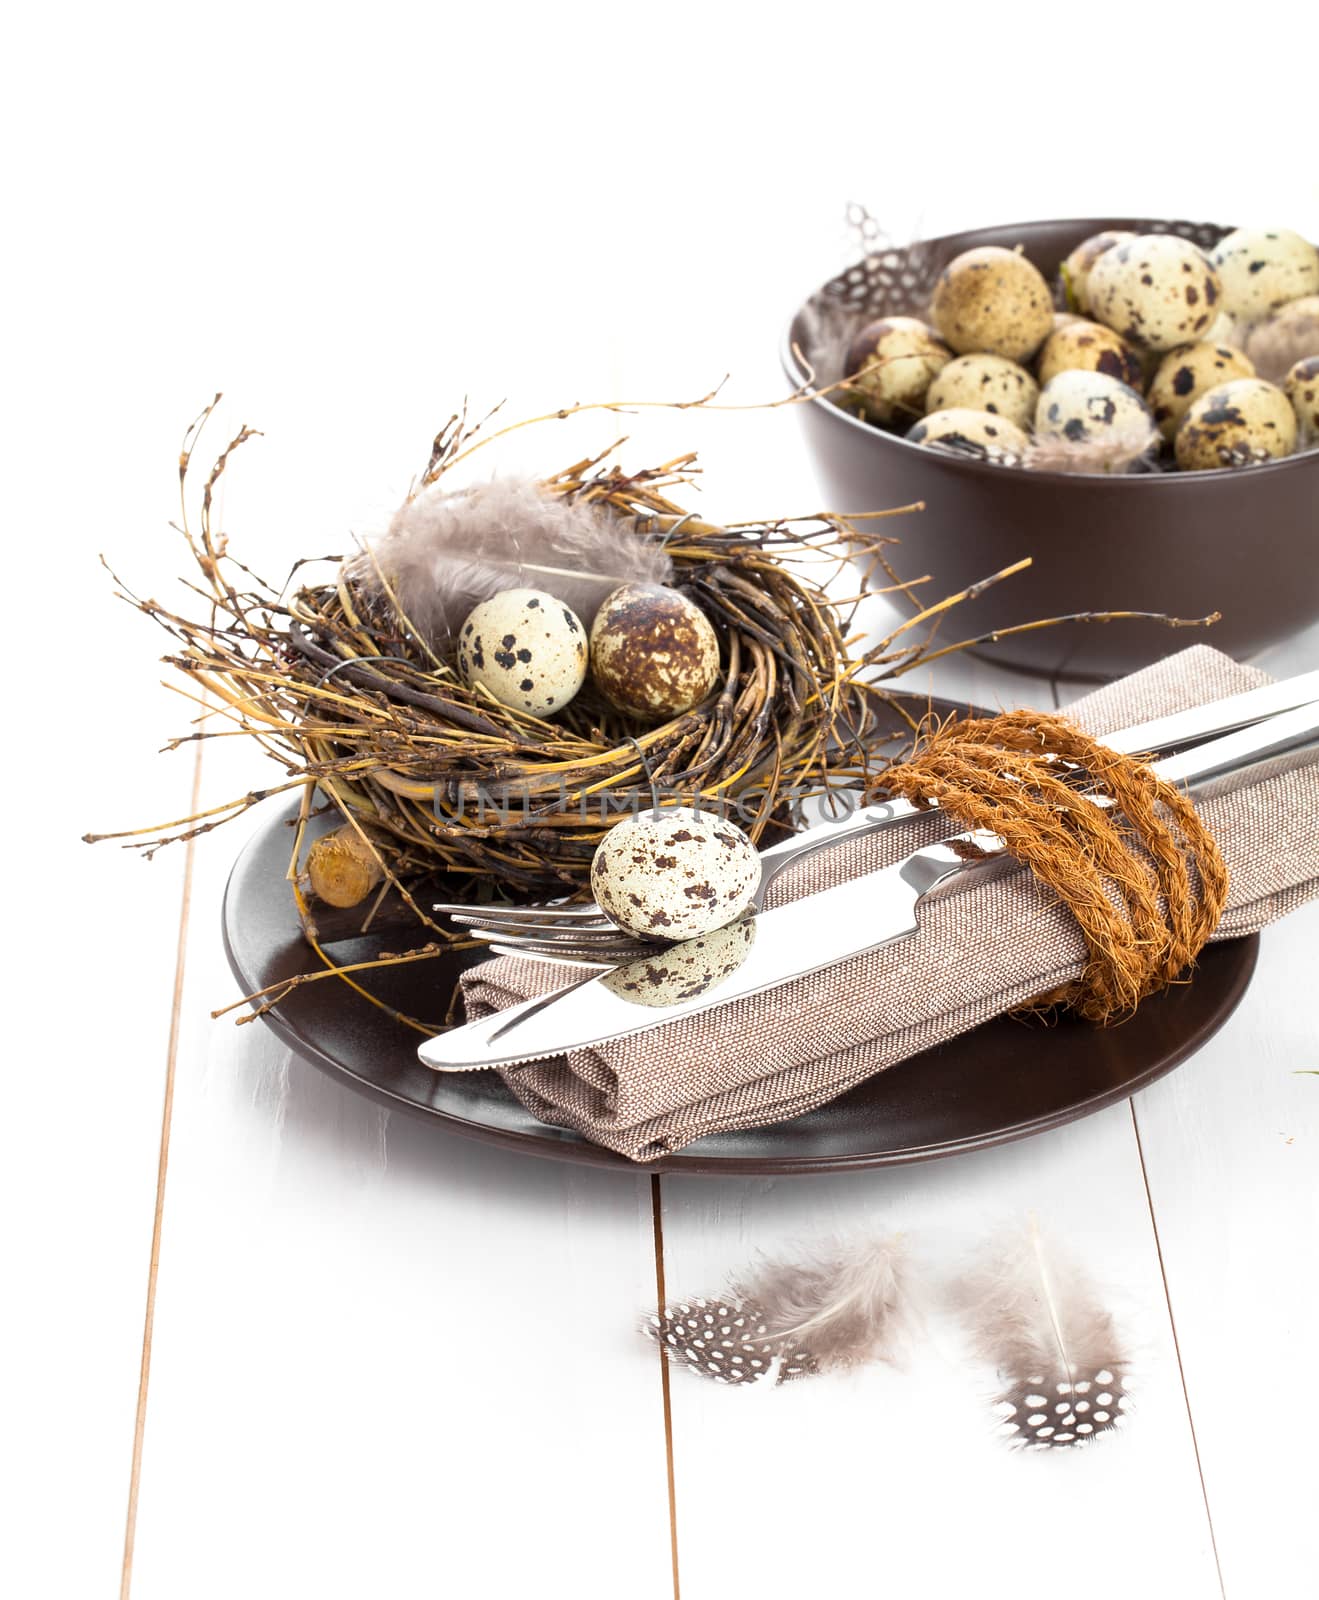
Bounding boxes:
2 554 203 1597
1115 621 1319 1597
124 743 675 1598
1133 901 1319 1597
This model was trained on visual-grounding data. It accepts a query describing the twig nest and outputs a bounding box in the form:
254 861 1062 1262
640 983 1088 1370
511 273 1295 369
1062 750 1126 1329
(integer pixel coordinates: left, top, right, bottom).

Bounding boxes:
1087 235 1222 352
907 408 1029 465
1148 342 1256 441
1035 370 1153 448
589 583 720 720
924 353 1038 431
590 807 760 940
1175 378 1297 470
600 919 757 1007
1061 230 1137 313
842 317 952 424
1284 356 1319 443
457 587 587 717
306 825 384 909
1036 319 1144 390
1210 228 1319 321
929 246 1053 362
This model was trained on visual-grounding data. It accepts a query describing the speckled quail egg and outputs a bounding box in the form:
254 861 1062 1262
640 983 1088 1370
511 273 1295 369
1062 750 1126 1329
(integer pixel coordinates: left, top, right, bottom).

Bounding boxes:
1148 342 1257 441
1087 235 1222 352
1245 295 1319 381
924 353 1038 430
1061 230 1137 313
589 583 720 721
590 807 761 941
1210 228 1319 322
1174 378 1297 471
1035 370 1154 446
906 408 1029 464
457 588 587 717
1284 356 1319 444
843 316 953 424
1037 319 1144 389
929 246 1054 362
600 918 756 1006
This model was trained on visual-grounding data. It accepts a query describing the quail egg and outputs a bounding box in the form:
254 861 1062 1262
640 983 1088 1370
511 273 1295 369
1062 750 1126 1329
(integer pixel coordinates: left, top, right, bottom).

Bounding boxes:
590 807 761 941
1244 294 1319 381
1035 370 1153 446
906 408 1029 464
457 588 587 717
601 919 757 1007
1284 356 1319 444
1174 378 1297 471
929 246 1054 362
1147 342 1257 441
1061 230 1137 313
1087 235 1222 351
843 316 953 424
1037 318 1144 389
589 582 720 721
924 353 1039 430
1210 228 1319 321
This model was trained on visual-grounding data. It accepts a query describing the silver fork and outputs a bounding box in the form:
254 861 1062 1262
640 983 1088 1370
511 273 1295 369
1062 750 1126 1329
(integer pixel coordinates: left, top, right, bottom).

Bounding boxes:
434 672 1319 966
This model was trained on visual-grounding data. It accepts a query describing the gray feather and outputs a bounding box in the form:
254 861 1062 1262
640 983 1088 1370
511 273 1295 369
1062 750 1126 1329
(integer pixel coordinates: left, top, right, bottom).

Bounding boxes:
346 476 672 644
1246 304 1319 382
1024 419 1159 475
731 1233 912 1374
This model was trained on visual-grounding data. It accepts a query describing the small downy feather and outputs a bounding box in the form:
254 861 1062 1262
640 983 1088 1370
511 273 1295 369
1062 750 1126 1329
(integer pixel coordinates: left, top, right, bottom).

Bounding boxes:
1024 419 1160 476
954 1218 1132 1450
733 1232 911 1377
345 476 673 646
1245 303 1319 383
643 1234 910 1386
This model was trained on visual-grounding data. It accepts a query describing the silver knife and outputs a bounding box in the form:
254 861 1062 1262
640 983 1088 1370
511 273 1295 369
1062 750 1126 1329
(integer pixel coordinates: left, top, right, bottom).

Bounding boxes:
419 697 1319 1071
1100 668 1319 755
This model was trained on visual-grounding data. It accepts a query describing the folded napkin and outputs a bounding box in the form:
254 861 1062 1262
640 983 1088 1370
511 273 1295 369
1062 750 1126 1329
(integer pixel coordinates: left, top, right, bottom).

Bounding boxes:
461 646 1319 1161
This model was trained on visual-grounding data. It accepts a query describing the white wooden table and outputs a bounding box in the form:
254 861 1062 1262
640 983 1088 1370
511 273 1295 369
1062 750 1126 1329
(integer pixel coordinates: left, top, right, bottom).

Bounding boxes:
8 16 1316 1596
42 443 1317 1600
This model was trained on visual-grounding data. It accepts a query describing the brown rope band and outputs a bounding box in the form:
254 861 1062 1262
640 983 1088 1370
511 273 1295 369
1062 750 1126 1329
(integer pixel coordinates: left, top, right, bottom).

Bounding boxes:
867 710 1230 1023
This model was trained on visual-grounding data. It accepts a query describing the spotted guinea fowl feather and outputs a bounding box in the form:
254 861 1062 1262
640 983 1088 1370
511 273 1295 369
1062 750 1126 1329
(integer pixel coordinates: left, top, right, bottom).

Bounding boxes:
346 476 672 645
954 1218 1132 1450
643 1234 910 1386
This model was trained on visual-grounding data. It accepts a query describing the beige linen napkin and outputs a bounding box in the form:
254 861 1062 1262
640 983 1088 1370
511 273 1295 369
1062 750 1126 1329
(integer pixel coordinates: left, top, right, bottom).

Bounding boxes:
460 646 1319 1161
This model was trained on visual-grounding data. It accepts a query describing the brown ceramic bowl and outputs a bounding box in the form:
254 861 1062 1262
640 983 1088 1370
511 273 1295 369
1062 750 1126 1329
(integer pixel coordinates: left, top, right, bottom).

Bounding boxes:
783 216 1319 679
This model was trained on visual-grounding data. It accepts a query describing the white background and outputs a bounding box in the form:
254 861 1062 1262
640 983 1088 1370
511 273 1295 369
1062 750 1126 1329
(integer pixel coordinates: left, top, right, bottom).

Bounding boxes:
4 4 1317 1597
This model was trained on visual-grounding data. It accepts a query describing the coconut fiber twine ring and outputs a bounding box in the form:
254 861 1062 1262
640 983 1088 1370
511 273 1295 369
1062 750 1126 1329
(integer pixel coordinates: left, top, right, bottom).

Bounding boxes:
867 710 1230 1023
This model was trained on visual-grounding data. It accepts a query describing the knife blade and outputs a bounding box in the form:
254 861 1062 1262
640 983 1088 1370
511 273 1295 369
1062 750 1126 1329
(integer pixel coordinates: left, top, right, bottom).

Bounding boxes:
418 696 1319 1072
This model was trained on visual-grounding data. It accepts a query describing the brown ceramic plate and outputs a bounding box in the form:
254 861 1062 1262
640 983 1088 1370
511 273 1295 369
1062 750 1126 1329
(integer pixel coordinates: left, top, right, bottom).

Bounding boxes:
222 694 1259 1176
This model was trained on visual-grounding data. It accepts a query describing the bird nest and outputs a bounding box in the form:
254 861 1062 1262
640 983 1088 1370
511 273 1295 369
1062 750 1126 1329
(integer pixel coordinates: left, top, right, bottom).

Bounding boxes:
90 395 1190 1024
